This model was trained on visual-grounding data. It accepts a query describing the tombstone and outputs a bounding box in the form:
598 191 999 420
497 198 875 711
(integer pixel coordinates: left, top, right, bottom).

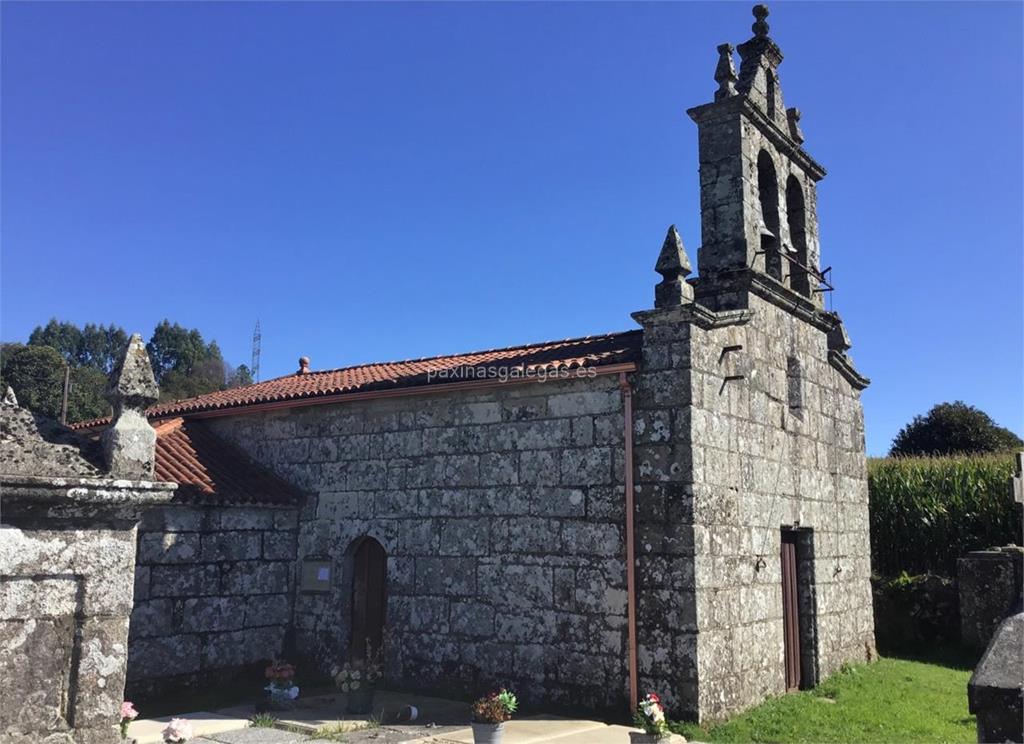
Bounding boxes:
967 611 1024 744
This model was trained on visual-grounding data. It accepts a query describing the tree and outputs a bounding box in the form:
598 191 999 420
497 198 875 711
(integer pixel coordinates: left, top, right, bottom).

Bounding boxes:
7 318 240 419
0 344 66 419
146 321 228 402
67 366 111 422
0 343 112 422
226 363 254 388
28 319 128 372
78 324 129 372
28 319 82 365
890 401 1023 457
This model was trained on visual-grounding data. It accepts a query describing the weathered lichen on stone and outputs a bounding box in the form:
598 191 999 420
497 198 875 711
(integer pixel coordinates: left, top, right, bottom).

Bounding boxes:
0 398 104 478
714 44 738 101
1 337 174 743
102 333 159 478
786 107 805 144
968 611 1024 743
654 225 695 309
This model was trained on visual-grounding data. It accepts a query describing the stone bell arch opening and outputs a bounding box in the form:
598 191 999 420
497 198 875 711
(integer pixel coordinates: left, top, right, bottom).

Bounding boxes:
786 175 810 296
349 536 387 663
757 150 782 281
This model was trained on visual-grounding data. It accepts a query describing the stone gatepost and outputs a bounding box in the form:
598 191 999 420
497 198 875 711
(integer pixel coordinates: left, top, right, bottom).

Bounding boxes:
0 335 175 744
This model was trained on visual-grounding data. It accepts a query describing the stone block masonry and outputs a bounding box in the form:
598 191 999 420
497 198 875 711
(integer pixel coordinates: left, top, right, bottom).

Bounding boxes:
208 375 632 714
684 296 874 719
958 546 1024 649
126 504 300 699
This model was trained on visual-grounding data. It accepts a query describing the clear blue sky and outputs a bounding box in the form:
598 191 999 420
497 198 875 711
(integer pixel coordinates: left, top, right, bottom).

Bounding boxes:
2 2 1021 455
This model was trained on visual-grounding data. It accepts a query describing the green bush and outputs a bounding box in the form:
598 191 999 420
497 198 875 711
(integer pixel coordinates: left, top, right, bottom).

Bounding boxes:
869 453 1021 577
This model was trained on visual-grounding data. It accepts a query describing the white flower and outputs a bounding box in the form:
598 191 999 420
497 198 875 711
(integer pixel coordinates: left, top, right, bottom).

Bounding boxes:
162 718 193 743
288 686 299 700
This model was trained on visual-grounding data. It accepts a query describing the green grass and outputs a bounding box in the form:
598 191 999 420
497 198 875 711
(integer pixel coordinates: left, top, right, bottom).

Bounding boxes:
312 721 366 741
248 713 277 728
670 654 977 743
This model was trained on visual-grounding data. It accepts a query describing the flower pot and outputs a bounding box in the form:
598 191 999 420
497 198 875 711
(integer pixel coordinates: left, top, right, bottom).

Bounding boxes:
472 721 506 744
265 686 298 711
346 687 376 714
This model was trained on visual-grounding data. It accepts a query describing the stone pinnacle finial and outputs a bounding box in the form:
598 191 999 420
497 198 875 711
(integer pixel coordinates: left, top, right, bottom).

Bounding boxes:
105 334 159 409
3 386 18 406
787 107 805 144
714 44 739 101
654 225 695 309
101 333 159 478
752 4 770 38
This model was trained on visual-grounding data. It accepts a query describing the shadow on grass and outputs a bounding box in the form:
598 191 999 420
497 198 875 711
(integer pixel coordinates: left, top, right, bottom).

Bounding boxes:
878 641 981 671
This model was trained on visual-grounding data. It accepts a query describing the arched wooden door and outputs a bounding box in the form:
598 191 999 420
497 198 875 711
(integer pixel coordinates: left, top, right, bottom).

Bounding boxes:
350 538 387 663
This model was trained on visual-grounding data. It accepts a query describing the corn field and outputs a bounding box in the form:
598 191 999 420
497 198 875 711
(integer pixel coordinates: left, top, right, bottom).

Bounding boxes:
869 452 1021 577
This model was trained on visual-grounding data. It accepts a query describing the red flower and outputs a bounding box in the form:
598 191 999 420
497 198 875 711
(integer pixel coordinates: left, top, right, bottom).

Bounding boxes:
648 693 661 702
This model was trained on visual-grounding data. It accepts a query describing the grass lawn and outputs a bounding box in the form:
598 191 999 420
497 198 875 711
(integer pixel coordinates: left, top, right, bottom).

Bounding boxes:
670 649 978 743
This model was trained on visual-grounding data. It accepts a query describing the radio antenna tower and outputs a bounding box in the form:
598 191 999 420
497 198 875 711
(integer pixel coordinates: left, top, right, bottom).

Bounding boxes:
251 320 262 383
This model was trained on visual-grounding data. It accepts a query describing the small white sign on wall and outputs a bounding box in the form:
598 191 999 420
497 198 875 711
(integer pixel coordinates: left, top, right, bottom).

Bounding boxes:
300 559 332 592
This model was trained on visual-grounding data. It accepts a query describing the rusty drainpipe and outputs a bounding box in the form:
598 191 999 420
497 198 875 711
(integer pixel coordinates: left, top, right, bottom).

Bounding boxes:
619 371 639 713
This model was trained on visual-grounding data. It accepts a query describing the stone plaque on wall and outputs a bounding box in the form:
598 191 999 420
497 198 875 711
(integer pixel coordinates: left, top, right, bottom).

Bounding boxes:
300 559 332 592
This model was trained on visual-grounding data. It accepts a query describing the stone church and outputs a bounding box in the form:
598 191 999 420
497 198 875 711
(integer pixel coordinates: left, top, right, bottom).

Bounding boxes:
5 3 874 733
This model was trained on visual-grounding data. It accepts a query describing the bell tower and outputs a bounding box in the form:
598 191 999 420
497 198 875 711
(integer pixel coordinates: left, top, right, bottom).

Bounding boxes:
688 4 827 308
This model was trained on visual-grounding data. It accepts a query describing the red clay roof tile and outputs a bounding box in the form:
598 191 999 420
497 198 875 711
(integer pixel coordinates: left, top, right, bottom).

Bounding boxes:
153 418 303 506
74 330 641 426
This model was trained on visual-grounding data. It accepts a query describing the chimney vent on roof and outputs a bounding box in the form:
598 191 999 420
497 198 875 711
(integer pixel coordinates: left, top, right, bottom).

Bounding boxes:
298 357 310 375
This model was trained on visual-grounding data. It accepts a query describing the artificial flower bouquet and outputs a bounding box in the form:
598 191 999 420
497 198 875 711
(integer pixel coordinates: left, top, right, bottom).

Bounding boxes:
333 643 385 713
161 717 193 743
119 701 139 740
632 693 671 742
333 656 383 694
264 659 300 708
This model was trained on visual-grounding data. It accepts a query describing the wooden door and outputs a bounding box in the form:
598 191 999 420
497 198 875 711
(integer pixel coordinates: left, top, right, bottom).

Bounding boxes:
350 538 387 663
781 530 802 691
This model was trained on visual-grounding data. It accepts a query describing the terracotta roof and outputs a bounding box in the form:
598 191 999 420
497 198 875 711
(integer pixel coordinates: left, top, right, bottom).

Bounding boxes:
73 330 641 426
153 418 303 506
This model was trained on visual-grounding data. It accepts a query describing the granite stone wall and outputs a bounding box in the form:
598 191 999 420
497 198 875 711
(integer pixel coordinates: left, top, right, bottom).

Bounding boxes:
958 546 1024 649
0 477 175 744
632 292 874 721
126 504 300 699
684 295 874 720
2 522 139 744
207 374 632 714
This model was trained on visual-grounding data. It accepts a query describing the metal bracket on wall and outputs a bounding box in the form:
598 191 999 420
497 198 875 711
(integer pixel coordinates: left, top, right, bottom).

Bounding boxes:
718 344 744 364
719 345 747 394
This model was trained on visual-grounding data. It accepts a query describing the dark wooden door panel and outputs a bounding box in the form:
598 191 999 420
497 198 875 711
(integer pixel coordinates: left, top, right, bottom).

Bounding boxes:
350 538 387 662
781 531 802 691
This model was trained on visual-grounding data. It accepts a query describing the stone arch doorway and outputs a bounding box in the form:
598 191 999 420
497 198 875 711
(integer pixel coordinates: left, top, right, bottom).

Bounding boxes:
349 537 387 663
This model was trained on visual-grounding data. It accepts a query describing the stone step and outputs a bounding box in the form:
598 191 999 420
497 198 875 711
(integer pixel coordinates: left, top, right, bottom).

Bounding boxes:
126 711 250 744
